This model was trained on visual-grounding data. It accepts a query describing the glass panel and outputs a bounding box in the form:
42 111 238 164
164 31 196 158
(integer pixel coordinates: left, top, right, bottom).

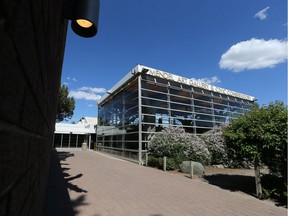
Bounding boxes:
155 77 170 85
194 106 212 114
62 134 69 148
125 142 138 150
214 103 228 110
125 132 139 141
182 84 193 91
112 140 122 148
170 95 191 104
195 121 214 128
142 106 169 115
195 113 213 121
70 134 77 148
142 89 167 100
193 87 203 94
141 74 155 82
194 99 211 108
213 97 229 105
170 117 194 127
169 79 182 88
78 135 85 148
142 98 168 108
171 110 191 117
194 94 211 102
125 106 138 119
215 116 226 123
126 123 139 133
170 102 192 112
170 88 191 98
142 82 168 94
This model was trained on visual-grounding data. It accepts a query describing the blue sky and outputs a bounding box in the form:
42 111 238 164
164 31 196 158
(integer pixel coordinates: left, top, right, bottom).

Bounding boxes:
61 0 287 123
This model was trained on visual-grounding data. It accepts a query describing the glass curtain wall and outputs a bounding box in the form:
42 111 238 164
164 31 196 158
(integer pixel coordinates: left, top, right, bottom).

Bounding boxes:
97 73 254 163
96 78 140 161
140 73 254 162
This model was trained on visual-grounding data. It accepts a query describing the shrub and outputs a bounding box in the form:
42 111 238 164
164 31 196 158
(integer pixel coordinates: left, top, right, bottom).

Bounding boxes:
147 155 160 167
158 157 179 170
201 125 229 165
148 126 210 167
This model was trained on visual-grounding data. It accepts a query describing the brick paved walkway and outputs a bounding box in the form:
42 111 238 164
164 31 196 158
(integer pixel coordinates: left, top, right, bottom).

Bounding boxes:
56 150 286 216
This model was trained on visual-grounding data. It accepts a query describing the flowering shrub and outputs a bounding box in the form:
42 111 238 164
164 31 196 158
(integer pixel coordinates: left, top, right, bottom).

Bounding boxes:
201 125 229 165
148 126 210 166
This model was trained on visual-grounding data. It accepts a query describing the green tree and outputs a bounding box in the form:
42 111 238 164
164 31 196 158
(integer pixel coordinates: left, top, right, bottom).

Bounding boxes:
224 101 287 199
56 85 75 122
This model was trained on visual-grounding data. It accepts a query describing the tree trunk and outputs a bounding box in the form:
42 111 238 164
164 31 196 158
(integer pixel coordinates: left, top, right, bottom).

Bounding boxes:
254 156 262 199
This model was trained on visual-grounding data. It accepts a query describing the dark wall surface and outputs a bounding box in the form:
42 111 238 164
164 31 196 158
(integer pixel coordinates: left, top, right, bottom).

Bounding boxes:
0 0 67 215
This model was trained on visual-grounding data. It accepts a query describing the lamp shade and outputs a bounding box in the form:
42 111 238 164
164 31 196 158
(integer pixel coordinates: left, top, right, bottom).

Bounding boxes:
71 0 100 38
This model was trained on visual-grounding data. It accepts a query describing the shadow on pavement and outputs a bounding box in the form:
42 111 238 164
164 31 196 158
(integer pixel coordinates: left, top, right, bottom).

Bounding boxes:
58 151 75 162
203 174 255 196
58 151 89 215
44 150 74 216
45 150 89 215
66 174 88 193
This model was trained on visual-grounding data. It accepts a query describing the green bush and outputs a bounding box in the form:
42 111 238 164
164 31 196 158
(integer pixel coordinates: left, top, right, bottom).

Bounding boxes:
261 174 287 206
148 156 180 170
147 156 160 167
158 157 179 170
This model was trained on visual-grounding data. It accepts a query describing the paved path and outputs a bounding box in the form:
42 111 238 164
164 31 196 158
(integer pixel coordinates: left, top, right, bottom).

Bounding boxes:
58 150 286 216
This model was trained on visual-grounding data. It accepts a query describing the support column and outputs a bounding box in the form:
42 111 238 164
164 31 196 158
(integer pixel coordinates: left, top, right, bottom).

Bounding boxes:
88 134 91 150
68 132 71 148
138 75 143 165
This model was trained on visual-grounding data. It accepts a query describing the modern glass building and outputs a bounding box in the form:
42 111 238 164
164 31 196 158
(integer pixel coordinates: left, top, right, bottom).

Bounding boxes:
96 65 256 164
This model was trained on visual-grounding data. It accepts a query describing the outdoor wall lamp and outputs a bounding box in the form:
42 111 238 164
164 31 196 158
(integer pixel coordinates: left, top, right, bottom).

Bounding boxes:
64 0 100 38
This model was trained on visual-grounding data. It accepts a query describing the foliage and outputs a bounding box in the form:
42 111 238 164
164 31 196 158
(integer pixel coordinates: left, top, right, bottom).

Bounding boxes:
261 174 287 206
224 101 287 176
147 155 160 168
147 156 179 170
159 157 179 170
56 85 75 122
148 126 210 166
201 125 229 165
223 101 288 201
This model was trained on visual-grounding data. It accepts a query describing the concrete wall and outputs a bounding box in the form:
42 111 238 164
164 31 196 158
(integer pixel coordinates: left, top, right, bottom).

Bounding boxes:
0 0 67 215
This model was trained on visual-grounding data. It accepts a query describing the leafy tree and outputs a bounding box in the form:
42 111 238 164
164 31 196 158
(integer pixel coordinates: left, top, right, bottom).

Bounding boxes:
224 101 287 199
56 85 75 122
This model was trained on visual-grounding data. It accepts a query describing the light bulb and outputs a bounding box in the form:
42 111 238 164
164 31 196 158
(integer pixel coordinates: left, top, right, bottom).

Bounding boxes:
76 19 93 28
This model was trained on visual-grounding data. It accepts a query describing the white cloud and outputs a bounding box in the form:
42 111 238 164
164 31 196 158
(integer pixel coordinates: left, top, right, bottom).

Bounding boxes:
254 7 270 20
69 86 106 101
192 76 221 85
88 104 96 107
67 77 77 82
69 91 102 101
219 38 288 72
78 86 106 93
